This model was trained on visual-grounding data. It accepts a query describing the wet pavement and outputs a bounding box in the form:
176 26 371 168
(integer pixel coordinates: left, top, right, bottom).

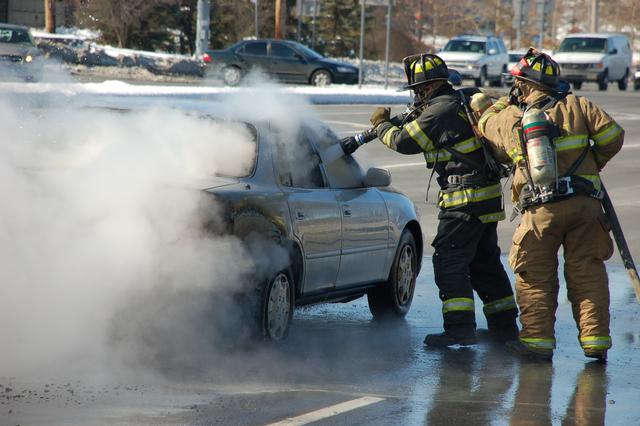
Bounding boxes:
1 260 638 425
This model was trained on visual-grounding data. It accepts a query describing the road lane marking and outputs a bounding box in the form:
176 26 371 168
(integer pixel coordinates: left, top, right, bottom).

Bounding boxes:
265 396 385 426
381 162 425 169
324 119 369 128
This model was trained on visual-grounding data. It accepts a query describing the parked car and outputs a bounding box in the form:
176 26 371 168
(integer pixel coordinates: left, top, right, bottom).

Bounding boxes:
502 49 528 85
633 64 640 91
437 34 509 87
0 23 42 81
203 39 359 87
554 33 632 91
201 116 422 341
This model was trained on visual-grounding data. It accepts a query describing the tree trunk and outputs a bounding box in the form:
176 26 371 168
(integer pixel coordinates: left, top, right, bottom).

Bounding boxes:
45 0 56 33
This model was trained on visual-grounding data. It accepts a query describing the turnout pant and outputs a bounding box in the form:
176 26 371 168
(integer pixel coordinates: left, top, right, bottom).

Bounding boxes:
509 196 613 354
432 212 517 336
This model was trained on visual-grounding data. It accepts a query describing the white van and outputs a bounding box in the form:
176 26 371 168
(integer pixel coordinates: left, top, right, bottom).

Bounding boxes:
554 33 633 91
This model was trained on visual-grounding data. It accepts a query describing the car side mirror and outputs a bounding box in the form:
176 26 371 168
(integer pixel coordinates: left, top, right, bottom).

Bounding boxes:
609 48 618 55
364 167 391 187
488 48 497 55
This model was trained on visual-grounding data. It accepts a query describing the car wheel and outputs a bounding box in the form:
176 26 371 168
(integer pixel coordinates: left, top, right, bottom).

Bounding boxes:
367 230 417 319
597 71 609 91
311 69 332 86
474 68 488 87
490 66 507 87
260 269 294 341
635 80 640 91
618 69 628 91
573 81 583 90
223 66 242 86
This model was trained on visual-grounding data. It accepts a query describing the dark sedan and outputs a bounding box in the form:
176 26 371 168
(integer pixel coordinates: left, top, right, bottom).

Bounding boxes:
203 39 359 86
0 23 43 81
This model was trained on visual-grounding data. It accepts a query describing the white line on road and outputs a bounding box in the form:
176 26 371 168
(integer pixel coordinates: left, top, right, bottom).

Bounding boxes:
265 396 385 426
381 162 425 169
324 119 368 128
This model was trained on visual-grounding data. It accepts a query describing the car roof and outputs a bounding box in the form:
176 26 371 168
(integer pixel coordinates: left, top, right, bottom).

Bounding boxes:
0 23 30 31
450 34 496 41
563 33 626 39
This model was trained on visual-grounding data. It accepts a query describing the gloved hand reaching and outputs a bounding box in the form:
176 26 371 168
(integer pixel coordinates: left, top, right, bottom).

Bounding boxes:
370 107 391 127
340 136 360 155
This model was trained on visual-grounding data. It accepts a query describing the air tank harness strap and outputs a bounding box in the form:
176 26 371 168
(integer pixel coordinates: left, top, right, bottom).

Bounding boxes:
513 175 603 215
443 171 489 190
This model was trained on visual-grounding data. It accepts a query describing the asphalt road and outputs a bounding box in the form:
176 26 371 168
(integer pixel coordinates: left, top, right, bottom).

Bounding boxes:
2 86 640 426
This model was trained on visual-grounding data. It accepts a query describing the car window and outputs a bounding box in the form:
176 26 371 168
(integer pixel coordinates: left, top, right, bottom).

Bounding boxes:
498 39 507 53
443 40 486 54
271 43 297 59
242 41 267 56
275 130 325 189
309 126 364 189
487 40 496 54
0 28 32 45
558 38 607 53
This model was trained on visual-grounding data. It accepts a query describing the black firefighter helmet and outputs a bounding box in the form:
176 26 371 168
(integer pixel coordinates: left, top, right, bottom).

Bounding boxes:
400 53 450 91
511 47 569 92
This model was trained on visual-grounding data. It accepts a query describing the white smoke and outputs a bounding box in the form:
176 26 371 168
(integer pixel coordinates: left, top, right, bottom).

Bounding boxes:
0 97 274 377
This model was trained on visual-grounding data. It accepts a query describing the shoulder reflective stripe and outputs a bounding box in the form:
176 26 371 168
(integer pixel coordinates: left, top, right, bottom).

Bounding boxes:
382 126 401 149
483 295 517 315
507 148 525 163
520 337 556 350
453 136 482 154
580 335 612 350
439 183 503 208
478 211 506 223
442 297 475 314
593 123 623 146
406 120 433 151
554 135 588 152
577 174 601 190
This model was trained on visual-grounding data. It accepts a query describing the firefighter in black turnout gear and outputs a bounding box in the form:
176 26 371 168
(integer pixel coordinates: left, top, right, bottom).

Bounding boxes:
366 54 518 346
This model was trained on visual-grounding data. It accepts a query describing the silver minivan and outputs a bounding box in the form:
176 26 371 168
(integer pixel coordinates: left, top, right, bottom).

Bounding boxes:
554 33 633 91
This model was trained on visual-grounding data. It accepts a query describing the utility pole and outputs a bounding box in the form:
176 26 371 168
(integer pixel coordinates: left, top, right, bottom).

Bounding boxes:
297 0 302 42
513 0 523 49
254 0 259 38
195 0 210 57
358 0 366 88
384 1 392 89
537 0 545 50
311 0 318 49
44 0 55 33
590 0 599 33
275 0 286 39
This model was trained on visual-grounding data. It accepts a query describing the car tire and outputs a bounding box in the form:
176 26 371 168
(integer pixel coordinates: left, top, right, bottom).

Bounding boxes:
635 80 640 91
573 81 583 90
597 71 609 91
474 68 486 87
259 269 294 342
367 230 417 319
618 69 629 91
311 69 332 86
223 66 242 86
490 66 507 87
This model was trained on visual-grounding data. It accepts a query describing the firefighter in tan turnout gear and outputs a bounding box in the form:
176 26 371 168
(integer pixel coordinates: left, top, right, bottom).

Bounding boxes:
478 48 624 361
343 54 519 347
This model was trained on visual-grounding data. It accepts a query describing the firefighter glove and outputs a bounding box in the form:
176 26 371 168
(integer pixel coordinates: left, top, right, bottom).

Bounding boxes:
341 136 360 155
370 107 391 128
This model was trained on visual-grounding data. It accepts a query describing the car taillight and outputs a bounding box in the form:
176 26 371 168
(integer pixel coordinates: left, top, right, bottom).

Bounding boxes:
203 53 212 63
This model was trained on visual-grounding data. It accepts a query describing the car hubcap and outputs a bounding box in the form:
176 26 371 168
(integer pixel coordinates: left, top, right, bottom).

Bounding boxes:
396 245 414 305
267 273 291 340
314 72 330 86
225 68 240 85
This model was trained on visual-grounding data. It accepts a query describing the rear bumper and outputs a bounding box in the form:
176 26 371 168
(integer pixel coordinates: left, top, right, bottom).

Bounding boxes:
558 66 605 82
333 72 359 85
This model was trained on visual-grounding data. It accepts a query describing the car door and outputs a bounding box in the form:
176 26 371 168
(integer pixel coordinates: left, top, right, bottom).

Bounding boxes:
237 41 271 75
269 42 307 83
311 127 390 287
274 129 342 294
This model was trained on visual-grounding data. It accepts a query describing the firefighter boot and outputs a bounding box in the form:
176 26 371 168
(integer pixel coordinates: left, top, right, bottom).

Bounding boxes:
584 349 608 362
424 328 477 347
505 339 553 361
486 312 520 343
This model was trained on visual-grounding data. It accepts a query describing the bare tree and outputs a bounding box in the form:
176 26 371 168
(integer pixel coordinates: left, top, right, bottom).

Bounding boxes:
76 0 172 48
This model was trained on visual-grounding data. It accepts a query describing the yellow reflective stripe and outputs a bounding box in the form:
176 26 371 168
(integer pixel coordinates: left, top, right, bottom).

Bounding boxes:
452 136 482 154
439 183 503 208
580 335 612 350
577 174 601 191
424 149 451 163
592 123 623 146
507 147 525 163
554 134 588 152
406 120 433 150
520 337 556 350
382 126 401 149
442 297 475 314
477 211 506 223
483 295 517 315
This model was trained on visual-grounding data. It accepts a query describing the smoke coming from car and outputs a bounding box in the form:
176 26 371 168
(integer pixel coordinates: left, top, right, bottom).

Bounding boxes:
0 93 296 379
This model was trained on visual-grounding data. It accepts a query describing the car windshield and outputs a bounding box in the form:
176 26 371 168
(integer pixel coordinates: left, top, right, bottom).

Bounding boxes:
558 38 607 53
443 40 486 53
0 28 34 45
294 43 323 59
509 54 523 62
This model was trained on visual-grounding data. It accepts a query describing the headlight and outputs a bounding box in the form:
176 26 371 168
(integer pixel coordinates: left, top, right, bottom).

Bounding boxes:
590 63 604 69
466 62 479 70
25 55 33 63
336 66 356 73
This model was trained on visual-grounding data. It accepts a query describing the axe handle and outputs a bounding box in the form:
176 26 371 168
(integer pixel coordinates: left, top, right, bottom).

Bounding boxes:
601 184 640 304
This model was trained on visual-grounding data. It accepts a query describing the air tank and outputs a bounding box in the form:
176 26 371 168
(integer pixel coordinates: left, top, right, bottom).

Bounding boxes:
522 108 556 191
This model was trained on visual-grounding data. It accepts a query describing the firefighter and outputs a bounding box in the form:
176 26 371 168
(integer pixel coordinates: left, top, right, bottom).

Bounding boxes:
345 54 518 347
478 48 624 361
